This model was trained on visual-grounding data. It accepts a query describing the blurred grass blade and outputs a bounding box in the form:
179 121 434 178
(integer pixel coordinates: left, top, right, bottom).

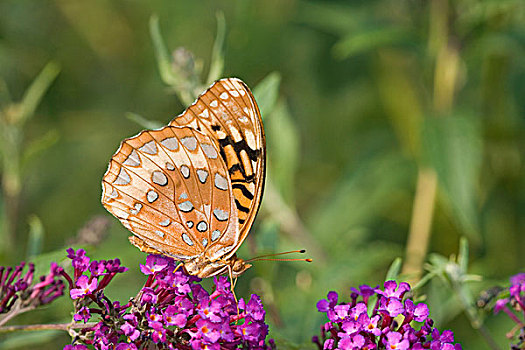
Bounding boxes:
21 129 59 170
333 27 407 60
0 78 12 107
27 215 44 258
385 257 402 281
125 112 163 130
206 11 226 85
458 237 469 274
376 50 423 157
253 72 281 119
19 61 60 125
150 15 177 86
423 115 482 241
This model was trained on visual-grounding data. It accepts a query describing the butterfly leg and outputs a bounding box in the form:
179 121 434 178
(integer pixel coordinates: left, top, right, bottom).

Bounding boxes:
173 262 183 274
227 265 240 316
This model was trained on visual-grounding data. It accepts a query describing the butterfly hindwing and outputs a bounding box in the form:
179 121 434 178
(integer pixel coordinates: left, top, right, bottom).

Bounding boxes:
102 125 240 261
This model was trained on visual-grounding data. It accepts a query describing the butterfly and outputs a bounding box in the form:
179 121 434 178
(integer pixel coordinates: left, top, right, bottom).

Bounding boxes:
101 78 265 279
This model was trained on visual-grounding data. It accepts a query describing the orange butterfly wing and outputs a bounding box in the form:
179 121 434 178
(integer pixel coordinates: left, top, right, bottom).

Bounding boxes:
102 78 265 270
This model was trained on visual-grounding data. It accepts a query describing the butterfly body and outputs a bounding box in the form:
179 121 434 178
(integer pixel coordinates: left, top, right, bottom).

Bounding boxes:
102 78 264 279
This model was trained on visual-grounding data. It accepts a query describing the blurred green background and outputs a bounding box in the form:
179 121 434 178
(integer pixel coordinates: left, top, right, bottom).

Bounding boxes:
0 0 524 348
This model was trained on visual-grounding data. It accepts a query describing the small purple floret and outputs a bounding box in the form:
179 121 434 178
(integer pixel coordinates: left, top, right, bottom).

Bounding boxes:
62 252 273 349
313 280 462 349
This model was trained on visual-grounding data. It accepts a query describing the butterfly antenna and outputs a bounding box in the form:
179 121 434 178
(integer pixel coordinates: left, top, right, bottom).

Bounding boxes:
246 249 312 263
252 258 313 262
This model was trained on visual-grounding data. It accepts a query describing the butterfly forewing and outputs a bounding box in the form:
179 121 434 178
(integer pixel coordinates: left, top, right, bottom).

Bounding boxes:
102 125 240 261
170 78 266 247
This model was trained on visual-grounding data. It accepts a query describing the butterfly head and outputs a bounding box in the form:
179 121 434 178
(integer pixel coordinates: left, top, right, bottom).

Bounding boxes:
230 255 252 278
183 254 251 279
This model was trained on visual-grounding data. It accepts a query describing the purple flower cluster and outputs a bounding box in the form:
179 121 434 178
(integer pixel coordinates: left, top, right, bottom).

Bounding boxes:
494 272 524 349
313 281 462 350
65 251 274 350
0 261 64 318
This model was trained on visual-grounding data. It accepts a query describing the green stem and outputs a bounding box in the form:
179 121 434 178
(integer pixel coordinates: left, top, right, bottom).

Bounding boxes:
0 322 97 333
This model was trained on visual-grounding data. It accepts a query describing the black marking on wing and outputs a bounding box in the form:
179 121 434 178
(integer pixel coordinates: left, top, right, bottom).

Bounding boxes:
232 183 255 200
217 135 261 181
234 199 250 213
228 164 244 177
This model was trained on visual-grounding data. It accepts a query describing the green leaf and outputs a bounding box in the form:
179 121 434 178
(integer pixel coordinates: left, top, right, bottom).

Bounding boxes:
253 72 281 119
266 100 299 202
366 294 378 316
18 61 60 125
295 1 362 36
26 215 44 259
206 11 226 85
125 112 163 130
333 27 408 59
423 115 482 241
149 15 177 86
385 257 402 281
413 270 438 291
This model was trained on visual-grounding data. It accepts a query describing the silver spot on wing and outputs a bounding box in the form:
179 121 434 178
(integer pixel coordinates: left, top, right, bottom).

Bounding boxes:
123 150 140 167
180 165 190 179
160 137 178 150
159 219 171 227
214 173 228 191
152 171 168 186
201 143 218 159
178 201 194 212
182 233 194 246
196 221 207 232
108 188 118 199
130 203 142 215
211 230 221 241
114 168 131 185
213 209 228 222
139 140 157 155
147 190 158 203
181 136 197 151
196 169 209 184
